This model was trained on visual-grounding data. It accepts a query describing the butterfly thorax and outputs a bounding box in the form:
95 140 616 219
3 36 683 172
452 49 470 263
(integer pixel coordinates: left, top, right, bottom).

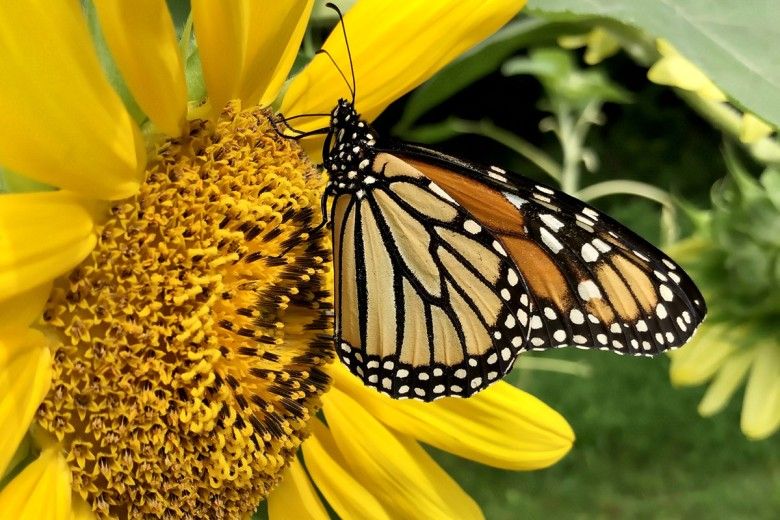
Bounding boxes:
323 99 378 195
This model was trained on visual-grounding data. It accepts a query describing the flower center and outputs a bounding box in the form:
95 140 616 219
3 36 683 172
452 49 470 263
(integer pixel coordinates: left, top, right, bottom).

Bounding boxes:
36 102 334 519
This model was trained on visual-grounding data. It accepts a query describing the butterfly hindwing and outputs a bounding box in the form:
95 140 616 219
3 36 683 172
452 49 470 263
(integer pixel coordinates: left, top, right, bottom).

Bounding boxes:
331 152 532 399
391 143 707 358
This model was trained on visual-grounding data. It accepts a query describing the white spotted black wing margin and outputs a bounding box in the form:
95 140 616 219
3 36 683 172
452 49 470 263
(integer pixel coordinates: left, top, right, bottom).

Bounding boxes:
392 143 707 359
331 152 533 400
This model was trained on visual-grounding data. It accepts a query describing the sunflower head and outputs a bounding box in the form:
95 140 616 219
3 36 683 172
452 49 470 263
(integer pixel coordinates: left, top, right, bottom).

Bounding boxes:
35 102 334 518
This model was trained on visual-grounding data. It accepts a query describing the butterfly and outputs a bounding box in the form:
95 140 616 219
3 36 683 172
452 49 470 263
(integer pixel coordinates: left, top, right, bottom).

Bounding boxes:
278 3 707 401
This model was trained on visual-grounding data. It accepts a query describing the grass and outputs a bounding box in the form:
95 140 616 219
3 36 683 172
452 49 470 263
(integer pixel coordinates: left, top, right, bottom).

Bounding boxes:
430 349 780 519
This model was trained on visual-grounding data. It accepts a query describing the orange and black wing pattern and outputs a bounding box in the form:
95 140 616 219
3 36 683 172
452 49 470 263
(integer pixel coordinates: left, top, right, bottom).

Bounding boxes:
322 100 705 402
394 143 706 356
332 152 531 400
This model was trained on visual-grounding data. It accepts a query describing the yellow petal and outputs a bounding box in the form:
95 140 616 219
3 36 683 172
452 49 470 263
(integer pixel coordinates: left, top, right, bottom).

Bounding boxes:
70 493 97 520
302 419 391 520
93 0 188 136
0 282 51 329
282 0 527 135
332 362 573 470
582 27 621 65
0 329 52 477
243 1 316 106
698 347 756 417
669 323 736 385
323 387 484 519
558 34 589 50
741 341 780 440
191 0 248 115
0 191 97 302
193 1 315 114
0 1 144 200
0 447 71 519
739 113 774 144
648 40 726 102
267 458 329 520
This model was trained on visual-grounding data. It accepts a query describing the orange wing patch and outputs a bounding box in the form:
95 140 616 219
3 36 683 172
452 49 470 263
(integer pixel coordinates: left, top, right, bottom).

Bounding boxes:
612 255 657 313
406 158 525 235
502 236 571 312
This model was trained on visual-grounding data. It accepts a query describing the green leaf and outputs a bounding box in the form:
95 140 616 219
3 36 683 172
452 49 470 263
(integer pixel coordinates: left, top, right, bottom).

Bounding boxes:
394 17 591 132
504 48 632 106
0 167 55 194
528 0 780 127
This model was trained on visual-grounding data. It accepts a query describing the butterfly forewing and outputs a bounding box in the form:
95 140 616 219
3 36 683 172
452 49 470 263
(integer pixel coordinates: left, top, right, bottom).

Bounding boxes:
392 144 707 357
332 153 531 399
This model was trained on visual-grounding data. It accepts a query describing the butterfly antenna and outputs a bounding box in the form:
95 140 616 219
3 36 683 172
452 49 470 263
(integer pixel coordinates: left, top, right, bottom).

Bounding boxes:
315 49 354 99
325 2 356 103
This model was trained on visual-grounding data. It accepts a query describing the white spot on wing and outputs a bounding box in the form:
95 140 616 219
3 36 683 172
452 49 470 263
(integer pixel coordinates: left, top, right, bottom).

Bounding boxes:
488 171 507 182
592 238 611 253
582 207 599 220
505 193 526 209
517 309 528 326
540 227 563 254
659 284 674 302
429 182 457 204
578 280 602 301
463 220 481 234
581 243 599 262
540 214 564 231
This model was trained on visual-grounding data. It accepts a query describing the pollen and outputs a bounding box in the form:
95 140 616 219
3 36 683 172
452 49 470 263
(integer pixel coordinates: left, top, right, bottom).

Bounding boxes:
36 101 334 519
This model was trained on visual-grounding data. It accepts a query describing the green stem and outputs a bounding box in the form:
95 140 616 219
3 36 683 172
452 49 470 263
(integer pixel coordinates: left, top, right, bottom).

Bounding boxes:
450 118 562 181
674 84 780 165
576 179 675 208
514 357 592 377
556 100 583 194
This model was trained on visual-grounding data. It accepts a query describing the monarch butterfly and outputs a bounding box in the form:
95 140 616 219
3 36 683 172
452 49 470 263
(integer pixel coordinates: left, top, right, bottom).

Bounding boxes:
279 3 706 401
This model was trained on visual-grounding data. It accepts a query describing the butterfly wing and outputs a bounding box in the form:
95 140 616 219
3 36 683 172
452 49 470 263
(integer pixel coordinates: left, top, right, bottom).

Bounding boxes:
390 143 707 357
332 152 533 400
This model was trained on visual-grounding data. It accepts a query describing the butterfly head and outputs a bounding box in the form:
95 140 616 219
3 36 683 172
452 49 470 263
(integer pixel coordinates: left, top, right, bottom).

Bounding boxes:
323 99 377 193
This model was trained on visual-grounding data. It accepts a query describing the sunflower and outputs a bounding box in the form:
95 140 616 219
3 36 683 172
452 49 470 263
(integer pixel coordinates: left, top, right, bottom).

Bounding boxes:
667 157 780 440
0 0 572 518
